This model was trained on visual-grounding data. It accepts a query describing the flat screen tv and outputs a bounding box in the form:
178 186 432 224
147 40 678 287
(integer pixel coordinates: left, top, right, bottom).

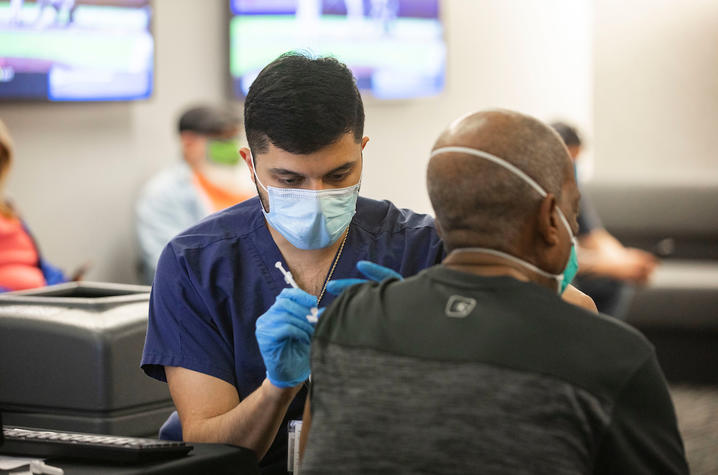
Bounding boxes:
229 0 445 100
0 0 153 101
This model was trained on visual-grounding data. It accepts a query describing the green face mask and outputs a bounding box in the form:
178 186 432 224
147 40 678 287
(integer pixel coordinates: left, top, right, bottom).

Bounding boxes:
559 236 579 294
207 139 240 166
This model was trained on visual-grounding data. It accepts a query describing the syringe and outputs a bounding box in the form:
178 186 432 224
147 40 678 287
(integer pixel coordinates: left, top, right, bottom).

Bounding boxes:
275 261 320 323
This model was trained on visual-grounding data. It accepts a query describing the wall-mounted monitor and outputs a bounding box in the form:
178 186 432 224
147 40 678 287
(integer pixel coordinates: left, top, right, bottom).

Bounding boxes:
229 0 445 100
0 0 153 101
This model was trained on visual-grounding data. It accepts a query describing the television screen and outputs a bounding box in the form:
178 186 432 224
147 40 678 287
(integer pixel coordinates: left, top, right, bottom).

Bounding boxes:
0 0 153 101
229 0 445 100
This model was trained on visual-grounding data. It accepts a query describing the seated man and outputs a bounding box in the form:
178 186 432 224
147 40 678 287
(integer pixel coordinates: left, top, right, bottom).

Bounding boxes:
135 105 255 284
298 110 688 474
550 121 657 318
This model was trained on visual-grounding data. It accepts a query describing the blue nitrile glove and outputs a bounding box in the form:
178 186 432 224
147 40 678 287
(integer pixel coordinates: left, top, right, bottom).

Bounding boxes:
255 288 324 388
326 260 403 296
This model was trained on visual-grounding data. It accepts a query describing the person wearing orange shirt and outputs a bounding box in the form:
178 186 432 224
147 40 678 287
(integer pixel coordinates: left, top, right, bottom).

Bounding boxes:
135 105 256 284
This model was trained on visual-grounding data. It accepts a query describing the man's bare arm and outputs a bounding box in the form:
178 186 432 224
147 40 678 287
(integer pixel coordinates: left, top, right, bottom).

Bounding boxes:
165 366 302 460
578 229 657 283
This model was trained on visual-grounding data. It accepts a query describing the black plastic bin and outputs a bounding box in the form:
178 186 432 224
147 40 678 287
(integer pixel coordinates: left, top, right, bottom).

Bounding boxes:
0 282 174 436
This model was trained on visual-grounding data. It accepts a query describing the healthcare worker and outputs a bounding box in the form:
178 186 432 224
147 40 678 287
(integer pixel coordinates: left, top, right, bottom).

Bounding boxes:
140 53 444 474
135 105 255 284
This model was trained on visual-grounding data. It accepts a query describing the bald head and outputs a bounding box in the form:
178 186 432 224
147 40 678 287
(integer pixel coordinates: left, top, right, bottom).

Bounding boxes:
427 109 573 252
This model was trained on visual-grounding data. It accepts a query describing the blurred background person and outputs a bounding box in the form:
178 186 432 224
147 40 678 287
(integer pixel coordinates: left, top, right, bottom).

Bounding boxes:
551 121 658 318
0 119 67 292
135 105 255 284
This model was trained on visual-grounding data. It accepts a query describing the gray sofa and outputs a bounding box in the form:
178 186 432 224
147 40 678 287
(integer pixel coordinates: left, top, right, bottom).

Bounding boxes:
0 282 174 436
585 182 718 384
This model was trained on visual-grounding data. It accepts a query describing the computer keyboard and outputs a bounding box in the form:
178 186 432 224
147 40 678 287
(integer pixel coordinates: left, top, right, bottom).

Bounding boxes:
0 427 193 463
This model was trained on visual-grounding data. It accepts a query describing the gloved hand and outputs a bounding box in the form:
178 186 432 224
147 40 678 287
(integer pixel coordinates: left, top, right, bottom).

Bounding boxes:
255 288 323 388
326 260 403 296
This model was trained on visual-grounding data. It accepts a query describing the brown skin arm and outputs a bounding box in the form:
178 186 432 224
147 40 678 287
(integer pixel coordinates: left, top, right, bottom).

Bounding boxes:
578 229 658 284
166 366 301 460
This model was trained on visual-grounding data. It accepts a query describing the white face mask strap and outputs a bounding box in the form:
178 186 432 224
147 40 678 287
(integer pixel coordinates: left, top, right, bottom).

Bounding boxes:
431 146 548 198
250 151 269 193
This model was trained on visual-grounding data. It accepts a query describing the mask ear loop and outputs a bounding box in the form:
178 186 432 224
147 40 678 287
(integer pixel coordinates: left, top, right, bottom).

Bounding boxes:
555 205 579 273
249 151 269 193
356 151 364 192
250 151 272 214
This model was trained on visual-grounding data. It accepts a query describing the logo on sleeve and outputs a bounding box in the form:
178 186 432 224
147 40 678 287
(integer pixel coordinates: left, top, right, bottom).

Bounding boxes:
445 295 477 318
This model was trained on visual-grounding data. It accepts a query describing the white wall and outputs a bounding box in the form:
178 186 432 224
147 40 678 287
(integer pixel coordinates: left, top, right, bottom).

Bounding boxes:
362 0 593 214
2 0 592 284
593 0 718 185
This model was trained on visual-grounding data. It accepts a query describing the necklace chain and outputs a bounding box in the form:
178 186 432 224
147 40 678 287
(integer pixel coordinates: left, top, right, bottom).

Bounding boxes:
317 228 349 306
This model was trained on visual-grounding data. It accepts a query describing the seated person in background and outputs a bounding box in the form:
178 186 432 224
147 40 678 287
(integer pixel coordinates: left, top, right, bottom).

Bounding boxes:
298 110 688 474
135 105 255 284
0 119 67 292
550 122 657 318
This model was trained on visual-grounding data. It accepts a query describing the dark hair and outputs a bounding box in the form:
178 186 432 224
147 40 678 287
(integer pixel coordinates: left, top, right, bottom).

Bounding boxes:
549 121 582 147
244 52 365 155
178 105 241 135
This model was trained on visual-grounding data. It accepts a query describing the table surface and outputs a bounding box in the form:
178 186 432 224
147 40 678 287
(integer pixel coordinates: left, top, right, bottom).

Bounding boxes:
44 443 260 475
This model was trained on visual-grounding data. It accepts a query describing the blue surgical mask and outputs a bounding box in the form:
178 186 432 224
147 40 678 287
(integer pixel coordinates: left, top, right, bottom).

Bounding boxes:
432 146 578 294
251 153 360 250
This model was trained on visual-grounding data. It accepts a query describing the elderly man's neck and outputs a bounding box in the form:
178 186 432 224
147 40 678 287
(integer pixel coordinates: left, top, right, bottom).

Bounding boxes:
441 236 557 292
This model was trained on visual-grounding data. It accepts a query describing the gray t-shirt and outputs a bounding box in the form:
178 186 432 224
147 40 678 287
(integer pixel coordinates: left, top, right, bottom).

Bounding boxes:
302 266 688 474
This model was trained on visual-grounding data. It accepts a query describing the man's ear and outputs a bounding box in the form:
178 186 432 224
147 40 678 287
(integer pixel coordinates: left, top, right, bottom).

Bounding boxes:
239 147 255 184
361 136 370 149
537 194 561 246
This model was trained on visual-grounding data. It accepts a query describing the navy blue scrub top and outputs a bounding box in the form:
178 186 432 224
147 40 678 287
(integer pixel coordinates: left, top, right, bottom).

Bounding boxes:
141 196 444 473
